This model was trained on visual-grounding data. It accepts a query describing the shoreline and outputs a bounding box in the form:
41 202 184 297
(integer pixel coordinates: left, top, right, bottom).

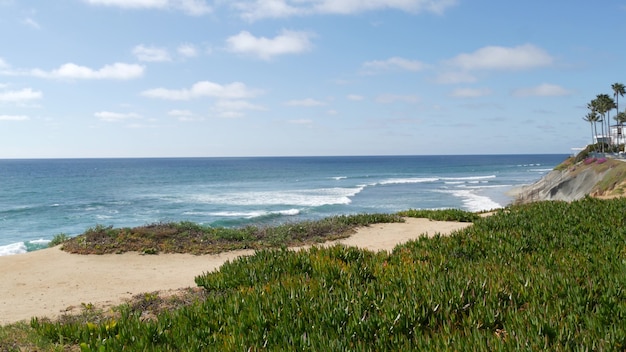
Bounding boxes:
0 218 471 325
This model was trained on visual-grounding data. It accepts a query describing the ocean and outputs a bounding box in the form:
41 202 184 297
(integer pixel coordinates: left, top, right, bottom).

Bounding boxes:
0 154 567 256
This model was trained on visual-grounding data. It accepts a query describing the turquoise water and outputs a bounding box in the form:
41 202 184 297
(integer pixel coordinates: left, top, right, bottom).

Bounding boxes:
0 155 566 255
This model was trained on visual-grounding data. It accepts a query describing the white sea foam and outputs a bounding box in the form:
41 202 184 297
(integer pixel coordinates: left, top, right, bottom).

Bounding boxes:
460 184 512 190
188 209 302 219
0 242 27 256
331 176 347 180
277 209 300 216
210 211 267 219
379 177 439 185
438 189 502 212
188 187 364 207
29 239 50 245
441 175 496 181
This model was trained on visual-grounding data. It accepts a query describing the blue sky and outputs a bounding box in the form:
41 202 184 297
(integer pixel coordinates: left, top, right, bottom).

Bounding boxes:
0 0 624 158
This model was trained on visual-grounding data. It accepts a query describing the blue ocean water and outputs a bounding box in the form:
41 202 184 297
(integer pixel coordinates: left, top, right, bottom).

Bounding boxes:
0 154 567 256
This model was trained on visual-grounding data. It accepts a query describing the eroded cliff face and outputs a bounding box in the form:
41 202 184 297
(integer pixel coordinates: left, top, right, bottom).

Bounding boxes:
511 153 626 204
513 167 608 204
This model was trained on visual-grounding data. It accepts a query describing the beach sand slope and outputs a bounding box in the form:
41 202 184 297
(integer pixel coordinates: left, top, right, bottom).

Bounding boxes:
0 218 470 325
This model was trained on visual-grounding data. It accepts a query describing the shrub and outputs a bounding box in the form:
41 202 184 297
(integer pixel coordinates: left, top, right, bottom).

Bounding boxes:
48 233 70 248
396 208 479 222
583 157 597 165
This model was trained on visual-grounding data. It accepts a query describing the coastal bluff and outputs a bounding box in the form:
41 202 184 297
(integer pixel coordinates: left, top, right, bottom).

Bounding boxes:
512 156 626 204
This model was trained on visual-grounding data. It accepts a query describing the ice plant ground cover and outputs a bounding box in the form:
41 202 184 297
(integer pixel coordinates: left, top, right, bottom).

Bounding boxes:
5 198 626 350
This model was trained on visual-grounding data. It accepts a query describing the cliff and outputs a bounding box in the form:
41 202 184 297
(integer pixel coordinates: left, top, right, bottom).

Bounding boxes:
512 157 626 204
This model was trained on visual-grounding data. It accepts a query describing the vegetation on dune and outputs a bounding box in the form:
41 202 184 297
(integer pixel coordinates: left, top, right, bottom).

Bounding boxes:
59 214 405 255
397 208 480 222
57 210 475 256
8 198 626 350
47 233 70 248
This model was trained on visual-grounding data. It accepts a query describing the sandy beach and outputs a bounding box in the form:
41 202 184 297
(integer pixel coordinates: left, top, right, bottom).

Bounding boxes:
0 218 471 325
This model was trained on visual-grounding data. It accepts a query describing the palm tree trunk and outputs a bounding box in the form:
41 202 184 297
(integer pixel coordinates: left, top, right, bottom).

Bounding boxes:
617 95 622 147
600 116 605 153
593 122 598 152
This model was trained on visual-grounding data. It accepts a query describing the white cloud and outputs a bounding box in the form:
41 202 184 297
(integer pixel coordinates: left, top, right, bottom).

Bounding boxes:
215 99 265 111
0 58 8 69
435 71 477 84
211 99 266 118
315 0 457 14
233 0 457 20
83 0 211 15
95 111 142 122
375 93 419 104
168 109 202 121
285 98 325 107
447 44 554 71
288 119 313 125
226 30 314 60
450 88 492 98
233 0 302 20
84 0 168 9
347 94 364 101
29 62 144 80
133 45 171 62
142 81 261 100
176 0 212 15
0 115 29 121
0 88 42 102
363 57 428 73
177 43 198 58
512 83 571 97
168 109 193 117
22 17 41 29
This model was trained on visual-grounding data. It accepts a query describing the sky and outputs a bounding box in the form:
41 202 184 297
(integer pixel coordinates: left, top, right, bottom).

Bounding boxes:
0 0 625 158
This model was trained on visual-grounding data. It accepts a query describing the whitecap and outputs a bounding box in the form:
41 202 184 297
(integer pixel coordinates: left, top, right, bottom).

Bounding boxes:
0 242 27 256
185 208 301 219
441 175 496 181
29 238 50 245
437 189 502 212
459 184 513 190
277 209 300 216
188 186 365 207
379 177 439 185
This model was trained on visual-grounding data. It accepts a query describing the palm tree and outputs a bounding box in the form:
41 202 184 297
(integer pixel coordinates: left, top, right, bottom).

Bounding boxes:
594 94 617 151
612 83 626 145
612 82 625 116
616 111 626 125
589 99 605 152
616 111 626 150
583 111 600 150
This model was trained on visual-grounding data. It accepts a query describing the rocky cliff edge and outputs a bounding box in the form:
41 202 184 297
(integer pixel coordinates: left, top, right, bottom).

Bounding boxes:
512 157 626 204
